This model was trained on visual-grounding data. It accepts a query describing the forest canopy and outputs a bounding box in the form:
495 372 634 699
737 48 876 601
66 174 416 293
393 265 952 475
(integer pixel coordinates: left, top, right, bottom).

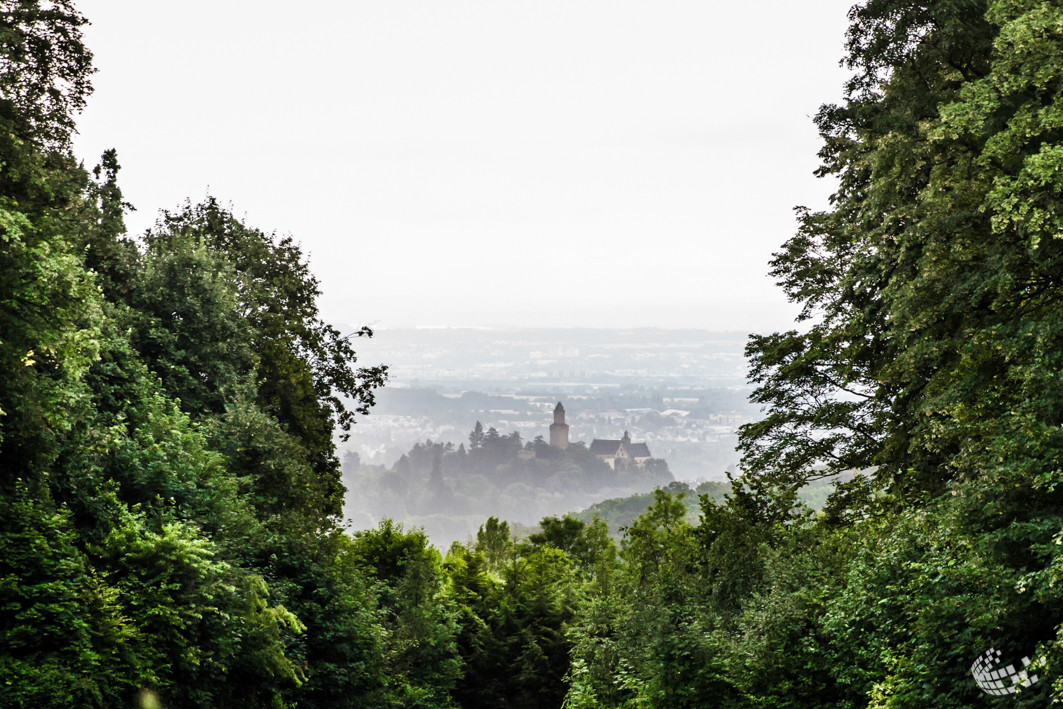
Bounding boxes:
6 0 1063 708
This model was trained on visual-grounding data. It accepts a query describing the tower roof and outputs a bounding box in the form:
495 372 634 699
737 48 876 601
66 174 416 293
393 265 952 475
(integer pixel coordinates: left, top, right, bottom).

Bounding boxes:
555 402 564 411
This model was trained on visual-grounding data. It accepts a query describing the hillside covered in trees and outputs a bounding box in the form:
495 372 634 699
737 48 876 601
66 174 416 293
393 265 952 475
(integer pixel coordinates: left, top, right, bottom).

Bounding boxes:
7 0 1063 708
343 423 673 544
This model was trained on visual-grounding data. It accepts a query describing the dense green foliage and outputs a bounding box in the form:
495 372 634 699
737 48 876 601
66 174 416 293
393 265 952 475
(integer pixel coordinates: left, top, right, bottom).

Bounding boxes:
0 6 624 708
573 481 726 539
571 477 843 540
559 1 1063 707
0 5 403 706
8 0 1063 707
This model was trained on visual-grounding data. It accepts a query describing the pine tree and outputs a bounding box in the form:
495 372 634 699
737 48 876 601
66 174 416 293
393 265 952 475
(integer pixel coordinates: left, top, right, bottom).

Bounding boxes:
469 422 485 449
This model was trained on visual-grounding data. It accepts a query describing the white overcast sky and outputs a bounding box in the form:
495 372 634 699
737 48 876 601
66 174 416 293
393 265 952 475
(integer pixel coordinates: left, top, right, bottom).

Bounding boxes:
72 1 853 332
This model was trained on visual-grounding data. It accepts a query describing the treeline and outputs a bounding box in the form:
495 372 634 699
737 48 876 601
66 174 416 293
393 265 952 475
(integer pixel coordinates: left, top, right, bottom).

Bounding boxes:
506 0 1063 704
555 0 1063 705
0 4 411 706
10 0 1063 707
0 6 664 707
571 481 725 537
570 476 848 540
344 423 673 545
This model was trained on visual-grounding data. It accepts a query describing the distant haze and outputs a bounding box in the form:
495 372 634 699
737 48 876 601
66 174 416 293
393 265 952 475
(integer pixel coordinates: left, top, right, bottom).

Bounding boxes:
353 299 804 332
72 0 852 330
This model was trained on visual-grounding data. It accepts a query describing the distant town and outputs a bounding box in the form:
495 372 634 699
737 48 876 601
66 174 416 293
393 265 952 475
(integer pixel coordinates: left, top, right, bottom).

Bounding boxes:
338 327 760 480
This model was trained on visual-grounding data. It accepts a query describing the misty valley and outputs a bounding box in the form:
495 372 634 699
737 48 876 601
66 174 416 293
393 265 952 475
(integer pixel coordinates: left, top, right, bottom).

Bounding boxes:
343 405 671 545
337 329 760 544
6 1 1063 709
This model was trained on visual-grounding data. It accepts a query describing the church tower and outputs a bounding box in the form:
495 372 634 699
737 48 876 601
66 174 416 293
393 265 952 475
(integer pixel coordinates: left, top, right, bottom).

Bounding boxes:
549 402 569 449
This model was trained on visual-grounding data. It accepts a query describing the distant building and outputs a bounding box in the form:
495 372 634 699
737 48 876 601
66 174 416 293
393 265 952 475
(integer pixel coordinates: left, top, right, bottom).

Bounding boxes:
589 431 652 470
549 402 569 449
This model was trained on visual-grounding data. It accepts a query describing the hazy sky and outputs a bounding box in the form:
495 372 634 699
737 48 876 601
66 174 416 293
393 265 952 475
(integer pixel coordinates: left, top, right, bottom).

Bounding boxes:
72 1 853 332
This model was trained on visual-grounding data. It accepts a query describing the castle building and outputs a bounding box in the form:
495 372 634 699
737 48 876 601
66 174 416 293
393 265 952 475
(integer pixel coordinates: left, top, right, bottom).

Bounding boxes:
589 431 652 470
549 402 569 449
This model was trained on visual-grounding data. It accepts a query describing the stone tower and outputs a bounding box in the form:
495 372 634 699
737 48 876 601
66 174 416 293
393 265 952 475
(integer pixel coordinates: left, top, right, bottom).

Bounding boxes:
549 402 569 449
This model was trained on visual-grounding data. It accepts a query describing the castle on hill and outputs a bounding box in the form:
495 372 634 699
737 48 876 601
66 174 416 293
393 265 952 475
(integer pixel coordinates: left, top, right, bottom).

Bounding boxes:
548 402 652 470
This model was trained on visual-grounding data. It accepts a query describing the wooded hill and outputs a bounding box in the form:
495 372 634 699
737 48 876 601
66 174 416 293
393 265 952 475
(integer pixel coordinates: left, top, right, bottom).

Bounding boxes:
6 0 1063 708
343 424 673 545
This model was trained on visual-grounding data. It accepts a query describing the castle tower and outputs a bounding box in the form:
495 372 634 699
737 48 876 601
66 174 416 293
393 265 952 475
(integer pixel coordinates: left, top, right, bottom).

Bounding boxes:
549 402 569 449
621 430 631 445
